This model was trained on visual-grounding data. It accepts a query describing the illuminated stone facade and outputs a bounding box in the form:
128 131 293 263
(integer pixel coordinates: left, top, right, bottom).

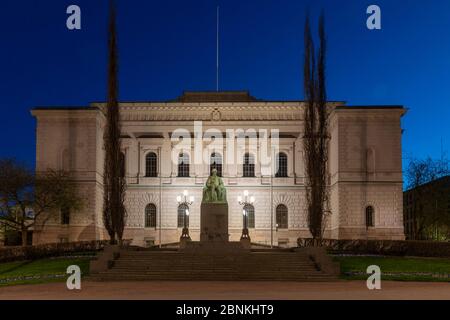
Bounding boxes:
31 92 406 246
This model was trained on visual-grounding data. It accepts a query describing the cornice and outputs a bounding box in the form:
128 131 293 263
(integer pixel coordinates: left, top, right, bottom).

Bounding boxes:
32 102 404 123
106 102 308 122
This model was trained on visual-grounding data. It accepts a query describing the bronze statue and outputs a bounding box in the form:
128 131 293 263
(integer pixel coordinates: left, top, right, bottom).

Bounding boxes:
202 168 227 203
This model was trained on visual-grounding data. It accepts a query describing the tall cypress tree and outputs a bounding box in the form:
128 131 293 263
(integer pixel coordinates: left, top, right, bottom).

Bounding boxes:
103 0 126 244
303 12 329 241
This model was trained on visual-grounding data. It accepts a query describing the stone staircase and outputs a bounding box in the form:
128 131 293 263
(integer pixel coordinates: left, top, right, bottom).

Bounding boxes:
90 247 339 281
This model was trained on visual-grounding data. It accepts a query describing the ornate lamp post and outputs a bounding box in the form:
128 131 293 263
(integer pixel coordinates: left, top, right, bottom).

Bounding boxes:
177 190 194 242
238 190 255 243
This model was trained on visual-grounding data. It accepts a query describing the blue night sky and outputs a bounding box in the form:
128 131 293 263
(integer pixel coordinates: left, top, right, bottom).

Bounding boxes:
0 0 449 168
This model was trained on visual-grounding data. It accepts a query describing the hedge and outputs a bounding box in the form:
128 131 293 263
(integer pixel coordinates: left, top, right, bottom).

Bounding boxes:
0 240 111 263
297 238 450 258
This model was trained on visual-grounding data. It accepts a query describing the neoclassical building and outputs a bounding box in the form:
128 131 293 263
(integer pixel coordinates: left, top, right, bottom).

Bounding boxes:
31 91 406 247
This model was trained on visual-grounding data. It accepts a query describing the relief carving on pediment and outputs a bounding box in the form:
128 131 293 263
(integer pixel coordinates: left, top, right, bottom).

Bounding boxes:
211 109 221 121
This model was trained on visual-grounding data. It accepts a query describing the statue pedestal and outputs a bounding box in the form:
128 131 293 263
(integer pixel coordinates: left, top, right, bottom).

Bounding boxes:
200 203 229 242
179 229 191 248
240 238 251 249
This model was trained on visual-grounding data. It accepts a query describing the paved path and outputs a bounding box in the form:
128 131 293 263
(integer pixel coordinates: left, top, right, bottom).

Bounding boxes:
1 281 450 300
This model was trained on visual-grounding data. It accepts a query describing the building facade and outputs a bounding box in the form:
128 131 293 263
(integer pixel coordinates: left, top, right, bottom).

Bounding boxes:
31 91 406 247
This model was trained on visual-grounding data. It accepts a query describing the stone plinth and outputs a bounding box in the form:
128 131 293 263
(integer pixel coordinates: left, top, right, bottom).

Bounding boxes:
240 238 251 249
200 203 229 242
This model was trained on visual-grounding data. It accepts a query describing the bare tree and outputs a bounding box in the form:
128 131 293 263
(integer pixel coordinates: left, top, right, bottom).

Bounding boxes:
103 0 127 245
405 156 449 240
0 159 82 246
303 13 330 242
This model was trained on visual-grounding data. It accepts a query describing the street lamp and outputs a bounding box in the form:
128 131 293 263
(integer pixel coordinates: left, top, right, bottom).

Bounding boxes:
177 190 194 241
238 190 254 242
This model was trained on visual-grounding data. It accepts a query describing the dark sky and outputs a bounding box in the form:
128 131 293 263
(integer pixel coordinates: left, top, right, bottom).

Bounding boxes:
0 0 449 168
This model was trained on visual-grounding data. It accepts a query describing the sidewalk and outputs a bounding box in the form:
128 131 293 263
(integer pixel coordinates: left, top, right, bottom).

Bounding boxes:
1 280 450 300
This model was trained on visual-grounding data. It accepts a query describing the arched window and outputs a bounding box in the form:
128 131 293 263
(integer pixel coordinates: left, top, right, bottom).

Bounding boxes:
61 206 70 225
275 152 288 177
276 204 288 229
210 152 223 177
366 206 374 228
145 152 157 177
178 153 190 177
177 204 189 228
243 153 255 177
120 152 126 178
145 204 157 228
244 204 255 229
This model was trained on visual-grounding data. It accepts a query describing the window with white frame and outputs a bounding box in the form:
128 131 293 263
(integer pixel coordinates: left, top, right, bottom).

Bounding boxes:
145 152 158 177
275 152 288 177
243 153 255 177
276 204 288 229
177 204 189 228
244 204 255 229
145 204 157 228
178 153 190 177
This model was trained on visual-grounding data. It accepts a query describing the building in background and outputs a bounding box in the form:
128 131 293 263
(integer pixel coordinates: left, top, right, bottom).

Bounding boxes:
404 175 450 240
31 91 406 246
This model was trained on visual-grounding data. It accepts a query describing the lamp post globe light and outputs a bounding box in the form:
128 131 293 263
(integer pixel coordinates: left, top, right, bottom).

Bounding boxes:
238 190 254 243
178 190 194 242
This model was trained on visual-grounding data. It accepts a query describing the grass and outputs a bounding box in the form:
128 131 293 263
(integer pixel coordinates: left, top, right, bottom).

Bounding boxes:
333 255 450 282
1 254 449 286
0 257 92 287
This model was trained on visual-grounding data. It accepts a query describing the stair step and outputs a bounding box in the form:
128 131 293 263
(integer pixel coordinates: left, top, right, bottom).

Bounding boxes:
91 276 337 282
91 249 337 282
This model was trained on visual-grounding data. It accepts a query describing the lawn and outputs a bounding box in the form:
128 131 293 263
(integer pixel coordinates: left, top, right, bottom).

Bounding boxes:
1 254 449 286
333 255 450 282
0 256 92 287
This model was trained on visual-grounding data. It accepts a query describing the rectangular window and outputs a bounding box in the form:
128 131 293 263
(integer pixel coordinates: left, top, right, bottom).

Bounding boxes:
275 153 288 177
243 164 254 177
178 205 189 228
61 207 70 225
178 153 190 177
243 154 255 177
145 205 157 228
145 153 158 177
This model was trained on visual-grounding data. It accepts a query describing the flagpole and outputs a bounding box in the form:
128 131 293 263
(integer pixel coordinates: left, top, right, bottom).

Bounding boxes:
216 6 219 92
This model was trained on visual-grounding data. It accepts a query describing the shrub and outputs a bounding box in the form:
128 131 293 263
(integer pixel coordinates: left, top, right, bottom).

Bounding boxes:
0 240 110 263
297 238 450 257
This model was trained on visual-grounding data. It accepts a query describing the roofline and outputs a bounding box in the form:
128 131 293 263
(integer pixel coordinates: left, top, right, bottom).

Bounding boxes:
335 105 404 110
32 101 347 110
404 175 450 193
32 103 406 111
88 100 346 104
32 106 93 111
183 90 251 93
